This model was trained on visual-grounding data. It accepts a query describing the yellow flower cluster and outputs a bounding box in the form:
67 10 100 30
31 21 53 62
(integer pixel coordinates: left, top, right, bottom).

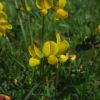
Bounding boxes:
36 0 68 19
28 33 71 68
0 2 12 37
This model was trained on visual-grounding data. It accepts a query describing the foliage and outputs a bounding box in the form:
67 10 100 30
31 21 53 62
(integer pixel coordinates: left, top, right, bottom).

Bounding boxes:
0 0 100 100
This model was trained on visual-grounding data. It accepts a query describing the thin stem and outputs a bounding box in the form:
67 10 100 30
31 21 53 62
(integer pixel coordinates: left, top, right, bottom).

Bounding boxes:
90 50 100 67
6 37 13 55
42 16 45 35
28 17 33 43
41 16 45 43
15 0 27 48
25 81 43 100
55 64 60 97
18 15 28 48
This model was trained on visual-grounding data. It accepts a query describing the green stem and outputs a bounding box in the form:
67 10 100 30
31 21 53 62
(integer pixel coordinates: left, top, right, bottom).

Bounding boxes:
28 17 33 43
6 37 13 55
25 81 43 100
42 16 45 34
41 16 45 43
15 0 27 48
18 15 28 48
55 64 60 97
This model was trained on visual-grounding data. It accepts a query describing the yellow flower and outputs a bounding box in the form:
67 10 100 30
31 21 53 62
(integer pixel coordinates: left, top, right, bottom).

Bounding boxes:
56 33 69 63
0 6 12 37
29 43 43 58
42 41 58 57
36 0 52 16
0 14 12 30
48 55 58 65
28 43 43 67
0 20 12 37
43 41 59 65
54 8 68 19
0 2 4 11
56 33 69 54
53 0 68 19
28 33 70 66
42 33 69 65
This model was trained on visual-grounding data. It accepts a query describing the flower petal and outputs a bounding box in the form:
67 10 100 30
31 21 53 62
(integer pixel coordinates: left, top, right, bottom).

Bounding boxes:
42 41 50 57
28 44 43 58
29 57 40 67
28 44 37 57
54 8 68 19
0 27 6 37
36 0 52 9
58 0 67 8
0 23 12 30
34 44 43 58
56 33 61 44
59 55 69 63
58 40 69 54
0 11 7 19
0 3 4 11
43 41 58 57
40 9 48 16
50 41 58 55
0 18 7 23
48 55 58 65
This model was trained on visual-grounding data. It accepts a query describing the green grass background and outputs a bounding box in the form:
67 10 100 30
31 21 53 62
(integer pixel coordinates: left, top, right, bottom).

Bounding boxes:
0 0 100 99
